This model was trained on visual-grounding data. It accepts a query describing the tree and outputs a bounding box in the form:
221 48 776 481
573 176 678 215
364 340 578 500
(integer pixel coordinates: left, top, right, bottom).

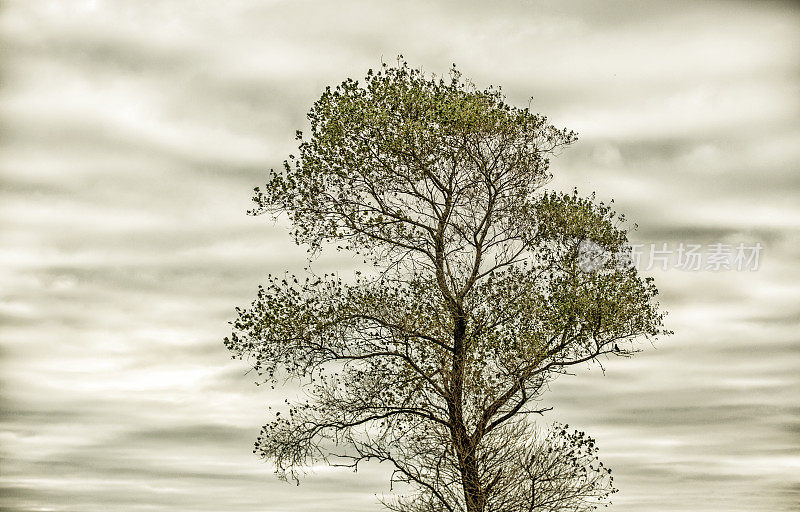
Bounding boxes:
225 59 668 512
378 420 616 512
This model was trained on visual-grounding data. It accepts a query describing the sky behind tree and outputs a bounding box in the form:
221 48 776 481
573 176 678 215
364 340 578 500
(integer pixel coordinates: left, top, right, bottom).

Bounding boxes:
1 1 798 511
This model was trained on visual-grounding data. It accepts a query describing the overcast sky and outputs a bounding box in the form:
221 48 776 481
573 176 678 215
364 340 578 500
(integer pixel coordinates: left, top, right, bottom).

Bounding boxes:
1 1 798 511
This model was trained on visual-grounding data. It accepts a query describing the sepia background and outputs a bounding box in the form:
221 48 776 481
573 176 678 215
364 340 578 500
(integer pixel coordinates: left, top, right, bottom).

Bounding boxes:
1 1 798 510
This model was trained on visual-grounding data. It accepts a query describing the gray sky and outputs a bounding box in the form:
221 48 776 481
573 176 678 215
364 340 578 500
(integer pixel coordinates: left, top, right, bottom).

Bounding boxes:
1 1 798 511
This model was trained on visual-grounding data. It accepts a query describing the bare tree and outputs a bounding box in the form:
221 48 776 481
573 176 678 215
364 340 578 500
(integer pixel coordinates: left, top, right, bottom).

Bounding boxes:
225 59 668 512
379 421 615 512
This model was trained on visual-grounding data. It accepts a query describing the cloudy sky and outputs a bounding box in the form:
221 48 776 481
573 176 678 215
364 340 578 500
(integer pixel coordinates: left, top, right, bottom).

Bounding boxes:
1 1 798 511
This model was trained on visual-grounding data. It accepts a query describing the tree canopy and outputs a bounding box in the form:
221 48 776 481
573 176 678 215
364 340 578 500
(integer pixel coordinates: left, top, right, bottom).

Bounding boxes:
225 59 668 512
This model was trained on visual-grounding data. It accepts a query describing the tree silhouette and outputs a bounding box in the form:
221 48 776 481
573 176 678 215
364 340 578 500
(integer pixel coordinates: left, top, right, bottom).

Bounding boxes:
226 59 668 512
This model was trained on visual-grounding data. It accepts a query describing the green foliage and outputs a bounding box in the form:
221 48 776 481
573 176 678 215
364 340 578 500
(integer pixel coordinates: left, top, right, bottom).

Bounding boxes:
251 59 575 258
226 58 669 512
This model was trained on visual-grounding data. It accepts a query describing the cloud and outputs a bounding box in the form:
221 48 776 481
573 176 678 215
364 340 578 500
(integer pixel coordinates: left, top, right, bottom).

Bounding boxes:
1 0 798 511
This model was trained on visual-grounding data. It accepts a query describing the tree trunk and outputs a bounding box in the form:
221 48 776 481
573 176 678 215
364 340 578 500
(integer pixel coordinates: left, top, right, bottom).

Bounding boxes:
450 314 486 512
460 450 486 512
